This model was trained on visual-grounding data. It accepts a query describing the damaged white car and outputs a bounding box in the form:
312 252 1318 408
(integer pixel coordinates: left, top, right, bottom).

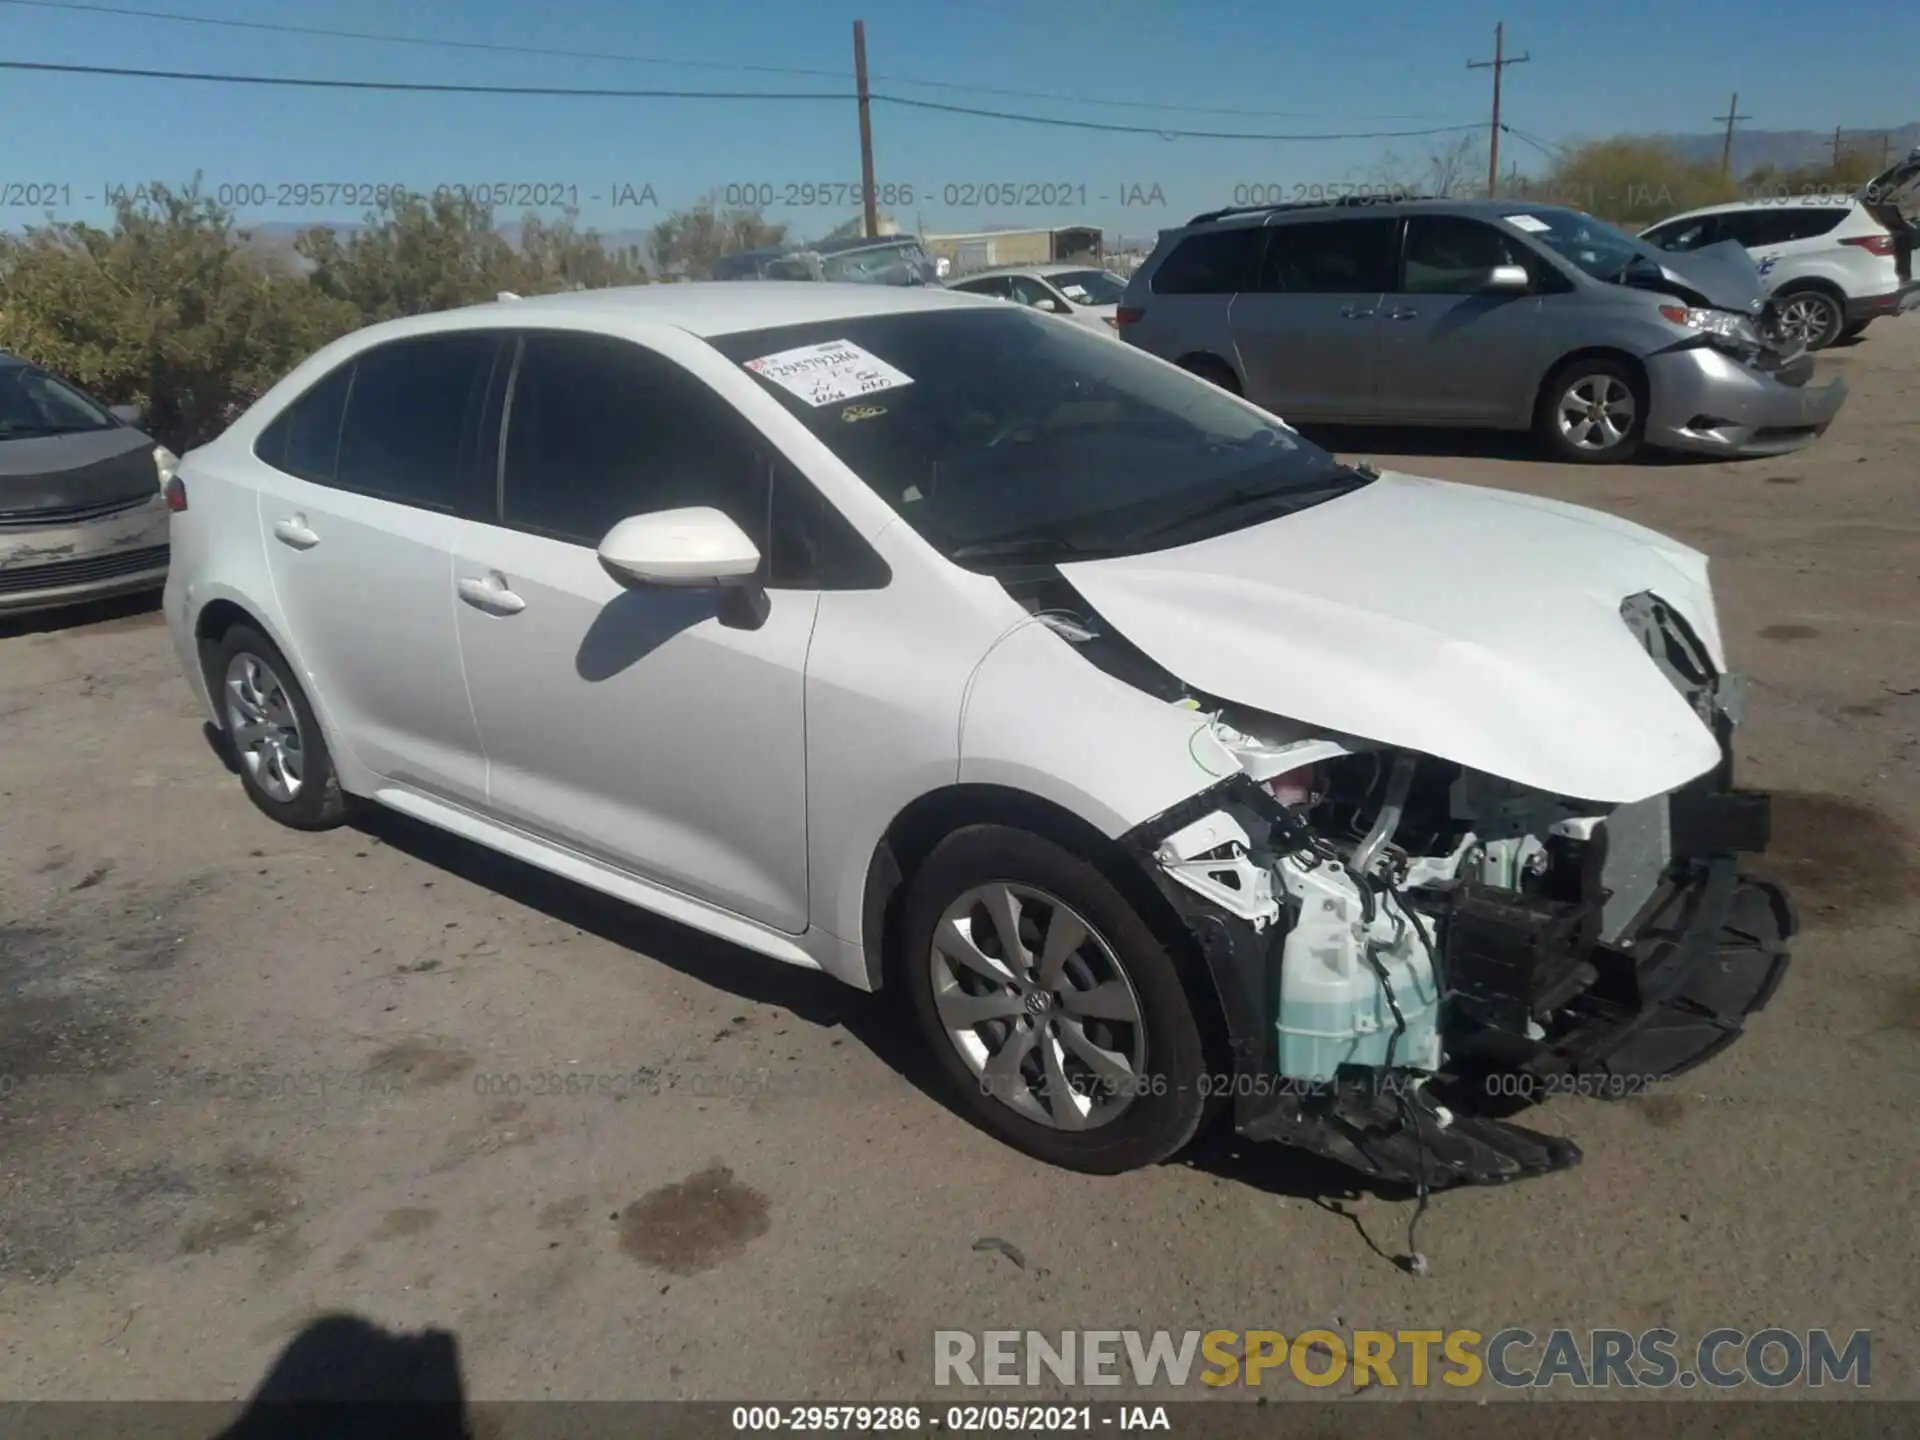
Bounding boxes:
164 283 1793 1186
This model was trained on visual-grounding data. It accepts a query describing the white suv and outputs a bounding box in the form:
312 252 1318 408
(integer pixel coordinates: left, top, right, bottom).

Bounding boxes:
163 282 1795 1187
1642 158 1920 350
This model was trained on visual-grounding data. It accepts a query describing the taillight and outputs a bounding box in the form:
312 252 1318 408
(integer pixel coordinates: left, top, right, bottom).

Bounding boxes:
1114 305 1144 325
164 476 188 512
1265 762 1326 809
1842 234 1896 256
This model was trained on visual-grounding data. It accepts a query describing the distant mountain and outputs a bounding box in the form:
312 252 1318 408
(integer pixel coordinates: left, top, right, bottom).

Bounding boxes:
1649 122 1919 176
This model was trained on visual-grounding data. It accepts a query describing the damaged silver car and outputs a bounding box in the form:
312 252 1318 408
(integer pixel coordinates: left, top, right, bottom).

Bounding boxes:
0 353 177 616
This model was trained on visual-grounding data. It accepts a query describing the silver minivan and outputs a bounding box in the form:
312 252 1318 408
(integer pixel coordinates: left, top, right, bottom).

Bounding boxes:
1118 196 1848 463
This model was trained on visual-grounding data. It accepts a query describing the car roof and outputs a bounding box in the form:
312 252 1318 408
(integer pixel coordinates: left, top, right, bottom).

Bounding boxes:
348 281 1003 344
1646 195 1865 225
1178 195 1607 231
953 262 1114 282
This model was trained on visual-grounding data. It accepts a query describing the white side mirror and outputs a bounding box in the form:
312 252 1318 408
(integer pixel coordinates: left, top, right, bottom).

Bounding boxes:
597 507 761 588
1483 264 1531 292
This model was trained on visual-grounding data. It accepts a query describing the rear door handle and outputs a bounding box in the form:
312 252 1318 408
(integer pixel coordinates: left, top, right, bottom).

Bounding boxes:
1384 306 1420 321
1340 306 1376 319
457 573 526 616
272 516 320 550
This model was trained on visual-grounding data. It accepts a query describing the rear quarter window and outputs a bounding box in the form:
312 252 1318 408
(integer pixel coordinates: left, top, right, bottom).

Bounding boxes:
1149 227 1264 294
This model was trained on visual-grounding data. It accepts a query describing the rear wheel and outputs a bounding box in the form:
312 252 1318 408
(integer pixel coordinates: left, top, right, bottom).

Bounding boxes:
1835 318 1872 343
898 825 1209 1174
1536 357 1647 464
213 625 349 830
1771 288 1846 350
1177 354 1241 394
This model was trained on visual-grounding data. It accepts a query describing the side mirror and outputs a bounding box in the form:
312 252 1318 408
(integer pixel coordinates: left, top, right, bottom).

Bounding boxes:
598 507 769 629
109 403 144 426
1481 264 1531 292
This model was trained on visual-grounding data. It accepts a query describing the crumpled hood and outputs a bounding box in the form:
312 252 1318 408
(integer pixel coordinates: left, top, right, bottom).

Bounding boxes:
1057 471 1727 804
1636 239 1767 314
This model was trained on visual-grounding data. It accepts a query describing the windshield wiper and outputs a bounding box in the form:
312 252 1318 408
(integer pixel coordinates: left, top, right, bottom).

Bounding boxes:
948 534 1111 563
1128 470 1365 544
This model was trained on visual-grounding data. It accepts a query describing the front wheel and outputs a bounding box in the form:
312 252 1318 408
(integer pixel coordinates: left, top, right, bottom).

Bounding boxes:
1536 357 1646 464
899 825 1209 1174
1770 289 1845 351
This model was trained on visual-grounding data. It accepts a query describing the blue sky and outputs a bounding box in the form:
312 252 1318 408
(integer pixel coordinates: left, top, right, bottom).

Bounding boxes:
3 0 1915 241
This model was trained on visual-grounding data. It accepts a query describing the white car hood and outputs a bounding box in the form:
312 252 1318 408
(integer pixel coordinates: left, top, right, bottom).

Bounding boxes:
1057 471 1726 804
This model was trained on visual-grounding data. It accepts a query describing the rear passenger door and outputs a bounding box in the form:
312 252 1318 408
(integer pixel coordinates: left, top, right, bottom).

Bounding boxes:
1229 216 1395 420
1380 214 1554 424
249 332 498 803
1128 225 1264 375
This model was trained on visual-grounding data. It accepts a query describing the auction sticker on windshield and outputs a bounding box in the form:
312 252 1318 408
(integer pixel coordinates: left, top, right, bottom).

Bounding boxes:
744 339 914 407
1504 214 1551 232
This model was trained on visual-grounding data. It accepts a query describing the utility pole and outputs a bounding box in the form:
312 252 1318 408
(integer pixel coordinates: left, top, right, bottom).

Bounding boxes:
1468 23 1528 196
1832 124 1843 170
853 21 879 240
1714 91 1749 177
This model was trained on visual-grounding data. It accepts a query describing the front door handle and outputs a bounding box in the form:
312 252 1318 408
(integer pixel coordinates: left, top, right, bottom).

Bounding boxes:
272 516 320 550
1340 306 1376 319
1384 306 1420 321
457 574 526 616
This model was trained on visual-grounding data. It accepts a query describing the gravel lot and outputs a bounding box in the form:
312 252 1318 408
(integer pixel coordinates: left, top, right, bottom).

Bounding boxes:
2 321 1915 1406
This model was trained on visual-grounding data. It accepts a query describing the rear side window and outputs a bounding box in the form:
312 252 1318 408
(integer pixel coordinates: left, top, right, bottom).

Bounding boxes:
255 363 353 482
333 334 495 510
1254 217 1397 293
1720 207 1850 247
1149 227 1264 294
956 276 1013 299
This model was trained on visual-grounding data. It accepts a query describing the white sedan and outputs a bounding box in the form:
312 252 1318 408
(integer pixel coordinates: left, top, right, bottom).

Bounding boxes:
163 281 1794 1186
944 263 1129 333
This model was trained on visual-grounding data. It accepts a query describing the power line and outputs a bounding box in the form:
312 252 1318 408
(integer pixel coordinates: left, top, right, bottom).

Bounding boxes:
0 58 1491 142
0 0 1470 123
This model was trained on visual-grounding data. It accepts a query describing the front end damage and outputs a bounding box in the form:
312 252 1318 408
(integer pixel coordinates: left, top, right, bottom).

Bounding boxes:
1068 588 1795 1189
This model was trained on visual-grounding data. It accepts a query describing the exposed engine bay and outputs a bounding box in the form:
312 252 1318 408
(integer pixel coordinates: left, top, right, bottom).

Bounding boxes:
1008 569 1795 1189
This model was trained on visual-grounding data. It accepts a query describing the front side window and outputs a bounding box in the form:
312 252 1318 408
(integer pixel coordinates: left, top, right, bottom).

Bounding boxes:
1253 217 1397 294
710 306 1369 566
1645 216 1719 252
1400 215 1536 293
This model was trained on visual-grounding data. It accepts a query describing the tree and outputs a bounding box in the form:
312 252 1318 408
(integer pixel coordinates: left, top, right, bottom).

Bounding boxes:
1374 135 1484 199
0 180 355 450
650 203 788 280
296 192 647 322
1516 137 1737 226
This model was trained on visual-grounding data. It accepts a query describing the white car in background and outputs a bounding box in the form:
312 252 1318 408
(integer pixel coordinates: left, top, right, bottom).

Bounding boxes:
163 281 1794 1188
944 263 1129 334
1640 151 1920 349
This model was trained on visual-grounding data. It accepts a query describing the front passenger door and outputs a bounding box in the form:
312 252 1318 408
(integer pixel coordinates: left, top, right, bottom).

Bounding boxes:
449 332 822 933
1381 215 1551 424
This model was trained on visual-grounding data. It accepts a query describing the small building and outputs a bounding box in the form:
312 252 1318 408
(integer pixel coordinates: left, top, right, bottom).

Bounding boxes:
923 226 1103 277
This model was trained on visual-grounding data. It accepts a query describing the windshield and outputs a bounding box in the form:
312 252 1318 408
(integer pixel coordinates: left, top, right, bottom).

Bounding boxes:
709 306 1368 564
1503 207 1653 280
1046 269 1128 306
0 365 117 438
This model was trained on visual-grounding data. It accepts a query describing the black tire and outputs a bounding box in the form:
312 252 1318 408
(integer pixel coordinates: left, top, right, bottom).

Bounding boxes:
1534 355 1647 464
1177 354 1242 394
898 825 1210 1174
1835 318 1871 343
211 624 350 830
1770 287 1846 351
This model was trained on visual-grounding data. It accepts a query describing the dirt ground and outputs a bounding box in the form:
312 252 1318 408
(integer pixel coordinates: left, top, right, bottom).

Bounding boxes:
2 319 1916 1407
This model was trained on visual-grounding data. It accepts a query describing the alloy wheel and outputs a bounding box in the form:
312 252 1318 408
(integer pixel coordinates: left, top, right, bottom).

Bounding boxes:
1555 374 1636 452
1772 292 1840 349
224 651 306 803
928 882 1147 1131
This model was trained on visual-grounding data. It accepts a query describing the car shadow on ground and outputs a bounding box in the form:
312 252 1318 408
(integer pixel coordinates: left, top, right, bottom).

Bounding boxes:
348 805 950 1109
0 587 162 641
350 805 1421 1212
213 1312 474 1439
1301 423 1712 467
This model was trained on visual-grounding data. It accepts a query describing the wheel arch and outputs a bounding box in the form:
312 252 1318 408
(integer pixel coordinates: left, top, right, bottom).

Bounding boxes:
1534 345 1650 416
857 783 1229 1064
